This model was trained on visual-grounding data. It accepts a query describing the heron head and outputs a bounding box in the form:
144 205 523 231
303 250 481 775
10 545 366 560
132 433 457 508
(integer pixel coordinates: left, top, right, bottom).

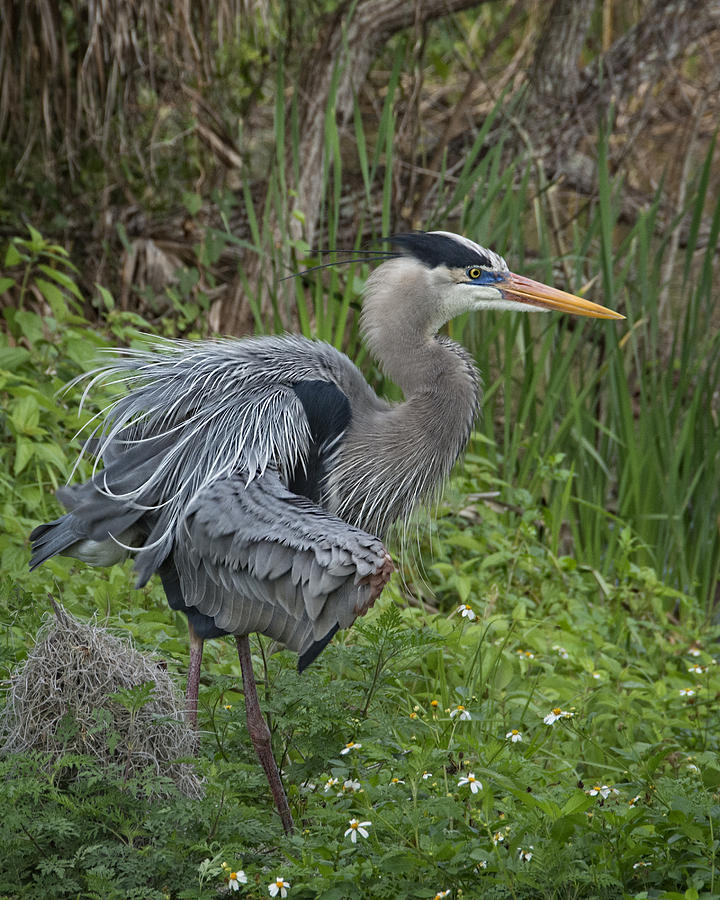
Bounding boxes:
385 231 624 323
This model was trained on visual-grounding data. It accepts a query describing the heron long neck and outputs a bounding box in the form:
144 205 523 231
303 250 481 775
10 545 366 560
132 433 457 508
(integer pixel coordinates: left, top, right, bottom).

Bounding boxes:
330 265 481 536
363 319 480 478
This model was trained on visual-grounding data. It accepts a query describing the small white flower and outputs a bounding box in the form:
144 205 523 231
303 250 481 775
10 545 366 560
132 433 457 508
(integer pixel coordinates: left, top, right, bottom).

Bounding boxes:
688 665 706 674
553 645 569 660
422 771 433 780
543 707 573 725
433 892 451 900
458 772 482 793
458 604 476 620
506 729 523 742
450 704 471 721
268 876 290 897
340 779 361 793
492 831 506 845
477 859 488 868
587 785 617 799
679 688 695 697
228 870 247 891
629 795 641 807
591 671 601 679
633 860 651 869
389 776 405 785
323 777 339 792
688 648 702 657
516 648 535 659
345 818 371 842
687 763 701 773
340 741 362 755
518 846 534 862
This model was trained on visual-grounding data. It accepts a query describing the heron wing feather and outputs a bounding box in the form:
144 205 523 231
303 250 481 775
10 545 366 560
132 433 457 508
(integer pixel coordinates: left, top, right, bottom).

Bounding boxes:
175 466 386 667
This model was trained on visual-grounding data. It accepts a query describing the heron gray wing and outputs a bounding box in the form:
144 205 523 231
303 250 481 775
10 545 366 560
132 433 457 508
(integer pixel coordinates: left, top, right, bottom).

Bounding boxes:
72 336 385 584
174 467 388 669
28 434 175 570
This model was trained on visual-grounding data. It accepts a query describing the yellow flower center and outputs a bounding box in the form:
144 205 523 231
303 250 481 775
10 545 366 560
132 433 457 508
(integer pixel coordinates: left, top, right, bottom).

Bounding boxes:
551 707 562 715
430 700 439 707
276 879 285 887
230 872 237 880
457 705 465 711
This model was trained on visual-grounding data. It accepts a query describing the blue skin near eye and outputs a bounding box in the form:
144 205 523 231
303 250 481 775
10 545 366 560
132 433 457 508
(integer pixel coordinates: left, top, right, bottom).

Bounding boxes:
465 267 505 285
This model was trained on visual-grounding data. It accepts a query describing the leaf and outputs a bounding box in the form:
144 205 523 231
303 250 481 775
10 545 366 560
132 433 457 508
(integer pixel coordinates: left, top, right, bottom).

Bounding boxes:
13 310 45 343
37 264 83 301
14 436 35 475
95 284 115 310
10 396 40 434
317 887 355 900
560 791 595 816
0 276 15 294
182 192 203 215
453 574 472 603
35 277 72 319
0 346 30 370
5 242 24 266
26 223 44 250
378 850 418 873
481 550 514 569
64 331 108 365
492 654 515 690
34 443 69 470
109 681 156 713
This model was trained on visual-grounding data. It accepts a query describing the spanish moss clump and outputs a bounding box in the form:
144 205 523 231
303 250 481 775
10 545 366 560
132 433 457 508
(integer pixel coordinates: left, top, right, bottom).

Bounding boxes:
0 600 201 798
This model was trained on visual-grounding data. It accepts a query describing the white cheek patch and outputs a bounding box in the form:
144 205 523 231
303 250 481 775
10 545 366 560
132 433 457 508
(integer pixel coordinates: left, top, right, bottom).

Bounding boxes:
431 289 549 331
474 298 549 313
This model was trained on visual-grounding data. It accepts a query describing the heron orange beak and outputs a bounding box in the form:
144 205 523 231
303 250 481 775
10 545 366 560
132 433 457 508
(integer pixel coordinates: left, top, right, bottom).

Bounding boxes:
499 273 625 319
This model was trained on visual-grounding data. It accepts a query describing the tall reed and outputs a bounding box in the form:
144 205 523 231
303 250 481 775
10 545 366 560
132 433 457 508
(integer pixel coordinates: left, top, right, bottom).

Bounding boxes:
229 80 720 612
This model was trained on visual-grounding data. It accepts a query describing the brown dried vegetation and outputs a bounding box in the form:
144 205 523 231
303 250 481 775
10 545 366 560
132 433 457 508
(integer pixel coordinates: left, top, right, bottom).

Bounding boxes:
1 0 718 333
0 600 202 797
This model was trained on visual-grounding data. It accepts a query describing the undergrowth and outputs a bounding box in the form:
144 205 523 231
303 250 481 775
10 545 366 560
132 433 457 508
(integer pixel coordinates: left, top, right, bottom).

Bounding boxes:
1 155 720 896
1 493 719 898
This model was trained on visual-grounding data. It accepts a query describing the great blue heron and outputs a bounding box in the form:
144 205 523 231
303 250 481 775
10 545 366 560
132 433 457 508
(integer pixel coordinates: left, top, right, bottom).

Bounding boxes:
29 230 623 833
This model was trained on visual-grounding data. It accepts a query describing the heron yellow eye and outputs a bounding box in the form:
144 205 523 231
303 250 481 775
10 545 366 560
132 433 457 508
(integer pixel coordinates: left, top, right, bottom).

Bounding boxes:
466 267 482 280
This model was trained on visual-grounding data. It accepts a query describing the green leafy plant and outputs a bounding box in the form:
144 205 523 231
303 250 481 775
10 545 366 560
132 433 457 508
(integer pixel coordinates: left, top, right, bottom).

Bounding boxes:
1 71 720 897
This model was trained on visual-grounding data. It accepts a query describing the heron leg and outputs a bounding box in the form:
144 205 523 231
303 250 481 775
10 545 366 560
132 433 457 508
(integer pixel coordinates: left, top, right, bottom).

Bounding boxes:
186 622 204 728
236 634 294 834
